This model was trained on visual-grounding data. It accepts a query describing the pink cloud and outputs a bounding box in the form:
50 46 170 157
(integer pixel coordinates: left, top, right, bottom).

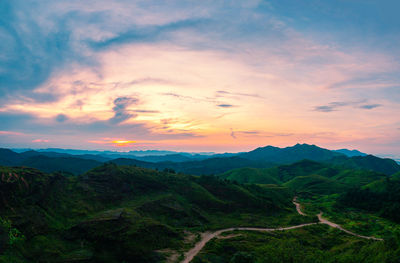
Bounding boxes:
32 139 50 143
0 131 24 136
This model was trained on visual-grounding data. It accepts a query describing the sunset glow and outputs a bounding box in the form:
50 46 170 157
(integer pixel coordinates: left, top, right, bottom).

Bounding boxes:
112 140 136 147
0 1 399 159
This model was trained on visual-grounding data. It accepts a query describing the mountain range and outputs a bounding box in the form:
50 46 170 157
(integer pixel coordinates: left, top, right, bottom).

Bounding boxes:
1 144 399 176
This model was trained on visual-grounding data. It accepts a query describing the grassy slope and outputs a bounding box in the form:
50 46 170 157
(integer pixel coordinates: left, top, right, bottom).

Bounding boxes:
283 174 350 195
219 167 281 184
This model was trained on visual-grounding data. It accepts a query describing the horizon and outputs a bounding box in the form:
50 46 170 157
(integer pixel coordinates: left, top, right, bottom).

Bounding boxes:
4 143 393 159
1 1 399 160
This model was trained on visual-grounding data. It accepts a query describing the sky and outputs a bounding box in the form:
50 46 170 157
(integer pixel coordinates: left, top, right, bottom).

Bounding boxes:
0 0 399 158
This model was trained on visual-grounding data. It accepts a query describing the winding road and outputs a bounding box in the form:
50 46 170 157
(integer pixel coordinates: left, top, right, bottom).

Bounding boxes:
181 197 383 263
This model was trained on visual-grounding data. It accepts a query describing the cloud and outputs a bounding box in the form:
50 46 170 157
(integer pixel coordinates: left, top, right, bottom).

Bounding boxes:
230 129 293 139
55 114 69 122
109 97 139 124
359 104 382 110
88 18 207 50
313 101 349 112
216 90 262 98
133 110 159 113
230 129 237 139
32 139 50 143
128 78 180 86
0 1 94 102
0 131 24 136
313 101 382 112
161 92 194 100
0 2 204 103
217 104 235 108
0 110 200 143
313 105 336 112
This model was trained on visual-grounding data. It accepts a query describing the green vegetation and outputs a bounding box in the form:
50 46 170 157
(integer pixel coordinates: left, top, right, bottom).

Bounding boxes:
1 145 400 262
283 174 350 195
0 164 310 262
219 167 280 185
192 224 400 263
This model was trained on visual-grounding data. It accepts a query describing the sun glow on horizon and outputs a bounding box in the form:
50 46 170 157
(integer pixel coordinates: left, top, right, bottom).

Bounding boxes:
112 140 136 147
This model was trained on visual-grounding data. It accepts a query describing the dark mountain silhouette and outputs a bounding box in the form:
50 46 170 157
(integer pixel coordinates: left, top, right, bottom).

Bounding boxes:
239 144 344 163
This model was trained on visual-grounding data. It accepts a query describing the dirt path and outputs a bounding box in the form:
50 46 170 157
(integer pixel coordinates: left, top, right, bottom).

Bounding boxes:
293 198 383 241
181 197 383 263
317 212 383 241
293 196 305 216
181 223 318 263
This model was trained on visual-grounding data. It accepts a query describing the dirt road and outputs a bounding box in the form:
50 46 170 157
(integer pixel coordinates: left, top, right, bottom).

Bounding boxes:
181 197 383 263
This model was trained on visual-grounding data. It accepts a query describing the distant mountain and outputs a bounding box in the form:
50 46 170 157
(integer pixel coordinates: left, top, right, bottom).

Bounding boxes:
21 156 102 175
333 149 367 157
0 149 103 175
131 154 193 163
239 143 344 163
0 148 24 166
2 145 399 176
12 148 216 158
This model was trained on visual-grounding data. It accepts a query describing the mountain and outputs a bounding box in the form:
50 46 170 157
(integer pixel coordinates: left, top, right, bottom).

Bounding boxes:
334 149 367 157
1 145 399 176
131 153 193 163
0 148 23 166
21 156 102 175
239 144 344 163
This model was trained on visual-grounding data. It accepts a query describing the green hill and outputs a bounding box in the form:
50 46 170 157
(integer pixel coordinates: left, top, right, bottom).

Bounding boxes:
219 167 281 184
283 174 350 195
330 169 386 187
0 164 301 262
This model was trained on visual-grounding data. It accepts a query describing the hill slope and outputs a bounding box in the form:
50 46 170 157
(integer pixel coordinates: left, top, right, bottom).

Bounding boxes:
0 164 301 262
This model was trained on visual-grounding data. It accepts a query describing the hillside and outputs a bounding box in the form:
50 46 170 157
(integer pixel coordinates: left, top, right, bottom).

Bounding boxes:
219 167 281 184
0 164 304 262
283 174 350 195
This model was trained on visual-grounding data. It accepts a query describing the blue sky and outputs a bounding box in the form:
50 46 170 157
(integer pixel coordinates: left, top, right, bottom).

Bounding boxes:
0 0 399 159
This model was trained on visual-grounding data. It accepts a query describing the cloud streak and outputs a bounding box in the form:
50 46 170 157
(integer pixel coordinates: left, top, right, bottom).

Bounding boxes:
313 101 383 112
